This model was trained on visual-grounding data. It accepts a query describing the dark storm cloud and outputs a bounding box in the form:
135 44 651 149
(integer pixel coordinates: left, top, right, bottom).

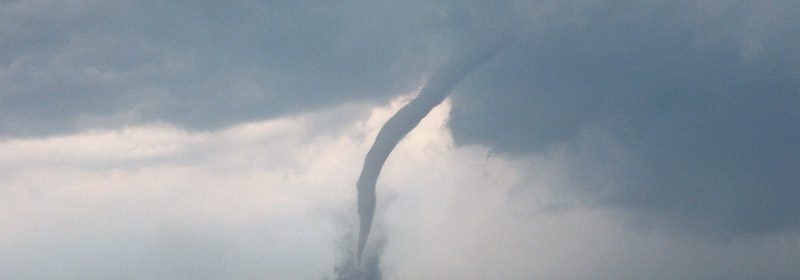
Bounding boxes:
1 0 452 136
3 0 798 239
448 1 800 235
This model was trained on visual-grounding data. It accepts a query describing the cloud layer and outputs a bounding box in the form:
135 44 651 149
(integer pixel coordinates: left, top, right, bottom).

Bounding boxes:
3 100 798 279
2 1 799 278
1 0 450 135
448 0 800 235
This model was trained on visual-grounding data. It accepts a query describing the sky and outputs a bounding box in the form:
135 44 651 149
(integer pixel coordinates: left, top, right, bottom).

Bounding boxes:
1 1 799 279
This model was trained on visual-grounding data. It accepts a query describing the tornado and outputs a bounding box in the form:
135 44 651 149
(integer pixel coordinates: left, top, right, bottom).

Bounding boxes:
355 47 501 259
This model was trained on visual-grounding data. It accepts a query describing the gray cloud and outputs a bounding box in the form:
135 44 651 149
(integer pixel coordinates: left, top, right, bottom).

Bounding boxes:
448 1 800 235
1 0 453 136
3 1 799 277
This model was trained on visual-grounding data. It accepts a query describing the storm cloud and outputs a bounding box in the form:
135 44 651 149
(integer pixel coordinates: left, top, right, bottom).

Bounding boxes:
1 0 445 135
448 0 800 235
2 0 799 279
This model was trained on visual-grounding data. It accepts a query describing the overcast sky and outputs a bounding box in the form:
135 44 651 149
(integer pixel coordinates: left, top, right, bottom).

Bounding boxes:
1 1 799 279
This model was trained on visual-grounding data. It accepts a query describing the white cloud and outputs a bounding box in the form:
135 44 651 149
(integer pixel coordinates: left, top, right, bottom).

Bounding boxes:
0 101 373 279
1 97 798 279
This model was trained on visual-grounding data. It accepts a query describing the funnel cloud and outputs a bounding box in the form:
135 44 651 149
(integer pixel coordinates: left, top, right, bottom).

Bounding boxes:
355 48 500 259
